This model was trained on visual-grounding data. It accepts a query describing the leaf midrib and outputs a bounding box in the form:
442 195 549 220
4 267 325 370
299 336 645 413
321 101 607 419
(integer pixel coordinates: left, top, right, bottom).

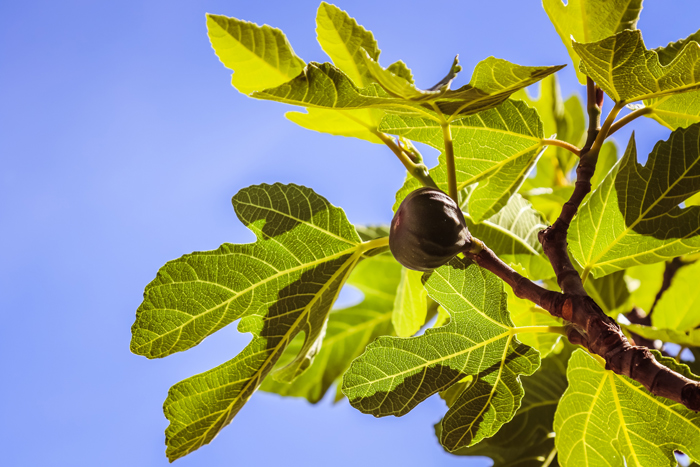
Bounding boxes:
137 245 360 354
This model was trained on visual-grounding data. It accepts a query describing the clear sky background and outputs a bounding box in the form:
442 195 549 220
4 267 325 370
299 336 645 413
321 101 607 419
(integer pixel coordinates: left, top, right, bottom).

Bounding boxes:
1 1 698 466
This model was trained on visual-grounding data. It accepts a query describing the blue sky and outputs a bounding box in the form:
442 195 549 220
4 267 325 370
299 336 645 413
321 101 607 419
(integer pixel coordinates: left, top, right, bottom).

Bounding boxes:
1 1 698 466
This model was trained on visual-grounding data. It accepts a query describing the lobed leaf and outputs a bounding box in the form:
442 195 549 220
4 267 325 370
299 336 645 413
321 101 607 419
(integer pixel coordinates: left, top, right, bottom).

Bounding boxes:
255 57 562 122
342 258 539 445
554 349 700 467
385 99 545 222
569 125 700 277
441 344 573 465
131 183 374 461
438 341 540 451
573 30 700 103
260 254 397 402
206 14 305 95
543 0 643 84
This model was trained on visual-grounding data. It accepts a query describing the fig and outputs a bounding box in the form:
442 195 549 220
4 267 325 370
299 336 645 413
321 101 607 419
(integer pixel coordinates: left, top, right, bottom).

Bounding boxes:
390 187 471 271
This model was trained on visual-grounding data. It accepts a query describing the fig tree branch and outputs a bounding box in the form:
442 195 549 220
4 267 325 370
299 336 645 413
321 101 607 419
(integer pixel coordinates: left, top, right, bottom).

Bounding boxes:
463 236 700 412
463 78 700 412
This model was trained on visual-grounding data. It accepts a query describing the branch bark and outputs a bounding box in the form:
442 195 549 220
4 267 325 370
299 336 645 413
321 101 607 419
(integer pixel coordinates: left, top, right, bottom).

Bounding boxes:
465 78 700 412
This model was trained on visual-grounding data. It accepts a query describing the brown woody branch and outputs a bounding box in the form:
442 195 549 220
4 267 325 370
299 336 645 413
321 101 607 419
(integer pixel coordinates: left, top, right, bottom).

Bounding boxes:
465 78 700 412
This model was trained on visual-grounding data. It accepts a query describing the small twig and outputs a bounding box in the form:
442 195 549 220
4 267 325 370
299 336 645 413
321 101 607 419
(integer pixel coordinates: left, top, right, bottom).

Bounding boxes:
541 138 581 156
607 106 653 138
441 122 458 203
374 131 438 189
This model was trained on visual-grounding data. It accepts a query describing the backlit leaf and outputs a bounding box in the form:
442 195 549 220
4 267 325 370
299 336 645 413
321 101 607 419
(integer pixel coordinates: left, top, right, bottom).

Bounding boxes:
316 2 379 88
342 258 540 446
507 287 562 358
206 14 305 95
569 126 700 277
554 349 700 467
644 260 700 346
254 58 562 121
132 183 377 461
438 341 540 451
385 99 545 222
626 261 665 313
463 193 554 280
583 270 631 316
260 254 397 402
573 30 700 103
442 344 573 466
645 91 700 131
392 267 428 337
543 0 643 84
514 74 585 183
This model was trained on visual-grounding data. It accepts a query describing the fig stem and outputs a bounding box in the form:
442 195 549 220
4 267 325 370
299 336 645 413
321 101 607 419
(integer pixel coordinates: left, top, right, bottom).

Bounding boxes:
374 131 438 189
440 122 459 203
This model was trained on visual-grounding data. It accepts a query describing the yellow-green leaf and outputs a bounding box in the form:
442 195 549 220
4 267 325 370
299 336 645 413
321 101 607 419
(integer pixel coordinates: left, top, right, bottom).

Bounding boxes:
573 30 700 103
543 0 643 84
206 14 305 95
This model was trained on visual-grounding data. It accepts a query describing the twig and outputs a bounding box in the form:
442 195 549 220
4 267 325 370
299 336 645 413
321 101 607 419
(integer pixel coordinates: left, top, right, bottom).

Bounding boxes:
541 138 581 156
607 106 653 138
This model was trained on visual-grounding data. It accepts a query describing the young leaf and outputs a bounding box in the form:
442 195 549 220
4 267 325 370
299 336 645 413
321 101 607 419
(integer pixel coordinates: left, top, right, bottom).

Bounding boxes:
206 14 305 95
363 54 460 101
132 183 376 461
283 3 387 144
254 58 563 121
440 344 573 466
554 349 700 467
260 254 397 402
543 0 643 84
342 258 539 434
316 2 379 88
385 99 545 222
573 30 700 103
392 267 428 337
570 126 700 277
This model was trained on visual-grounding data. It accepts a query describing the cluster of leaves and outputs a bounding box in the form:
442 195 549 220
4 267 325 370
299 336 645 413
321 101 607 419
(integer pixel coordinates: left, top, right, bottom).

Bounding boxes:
131 1 700 465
